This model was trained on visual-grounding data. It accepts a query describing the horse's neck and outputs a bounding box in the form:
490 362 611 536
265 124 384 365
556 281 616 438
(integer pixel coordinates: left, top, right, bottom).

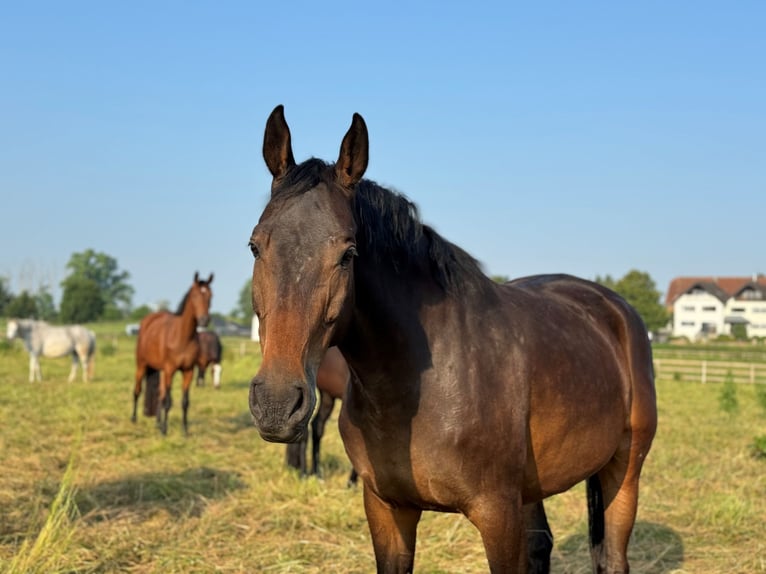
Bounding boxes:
172 306 198 343
340 265 436 390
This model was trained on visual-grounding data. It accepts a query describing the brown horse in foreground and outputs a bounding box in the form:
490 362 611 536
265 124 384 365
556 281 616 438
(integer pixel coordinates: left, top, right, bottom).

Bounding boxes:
132 272 213 435
247 106 657 573
285 346 358 486
195 329 223 388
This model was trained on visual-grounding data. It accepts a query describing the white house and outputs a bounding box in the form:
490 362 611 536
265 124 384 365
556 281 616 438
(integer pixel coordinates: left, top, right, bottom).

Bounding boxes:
666 275 766 339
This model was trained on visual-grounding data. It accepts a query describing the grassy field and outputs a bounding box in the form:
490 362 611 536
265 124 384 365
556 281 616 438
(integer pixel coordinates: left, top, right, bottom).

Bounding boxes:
1 325 765 573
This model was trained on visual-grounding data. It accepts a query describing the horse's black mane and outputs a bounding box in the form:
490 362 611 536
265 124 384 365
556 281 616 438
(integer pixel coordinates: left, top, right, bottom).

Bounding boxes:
271 158 488 292
175 290 190 315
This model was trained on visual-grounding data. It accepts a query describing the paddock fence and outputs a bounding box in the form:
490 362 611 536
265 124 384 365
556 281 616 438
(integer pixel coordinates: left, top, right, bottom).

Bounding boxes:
653 358 766 385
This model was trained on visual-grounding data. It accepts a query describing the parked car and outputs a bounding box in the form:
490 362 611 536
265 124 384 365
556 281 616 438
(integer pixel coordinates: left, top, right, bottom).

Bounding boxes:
125 323 140 336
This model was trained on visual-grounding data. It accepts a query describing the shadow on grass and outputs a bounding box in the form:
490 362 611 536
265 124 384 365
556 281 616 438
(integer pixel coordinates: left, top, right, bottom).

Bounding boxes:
226 411 256 433
75 466 246 523
553 521 684 573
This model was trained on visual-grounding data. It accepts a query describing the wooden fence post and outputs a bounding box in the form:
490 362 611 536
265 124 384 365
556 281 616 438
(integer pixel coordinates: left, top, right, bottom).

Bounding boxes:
701 360 707 384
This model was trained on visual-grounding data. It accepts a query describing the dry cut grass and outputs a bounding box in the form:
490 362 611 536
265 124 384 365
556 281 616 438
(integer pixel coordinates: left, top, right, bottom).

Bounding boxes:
0 329 764 573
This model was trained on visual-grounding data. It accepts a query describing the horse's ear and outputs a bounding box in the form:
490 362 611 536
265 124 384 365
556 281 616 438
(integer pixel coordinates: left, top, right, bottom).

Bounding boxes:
207 273 214 285
263 105 296 182
194 271 200 283
335 112 368 194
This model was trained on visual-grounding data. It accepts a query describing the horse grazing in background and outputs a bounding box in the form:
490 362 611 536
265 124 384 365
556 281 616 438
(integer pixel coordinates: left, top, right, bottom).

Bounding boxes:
132 272 213 435
6 319 96 383
246 106 657 573
286 346 358 486
195 329 223 388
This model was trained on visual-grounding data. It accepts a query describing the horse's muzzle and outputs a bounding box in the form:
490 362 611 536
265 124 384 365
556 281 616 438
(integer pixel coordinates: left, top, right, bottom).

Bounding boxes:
198 315 210 328
249 376 315 443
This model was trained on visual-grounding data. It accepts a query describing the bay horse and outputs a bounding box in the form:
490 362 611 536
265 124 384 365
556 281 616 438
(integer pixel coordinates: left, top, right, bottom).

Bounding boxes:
6 319 96 382
132 272 213 435
195 329 223 388
285 346 358 486
247 106 657 573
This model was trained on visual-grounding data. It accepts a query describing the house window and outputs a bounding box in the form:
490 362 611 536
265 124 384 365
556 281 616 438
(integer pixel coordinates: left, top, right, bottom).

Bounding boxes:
731 307 746 313
753 307 766 313
702 306 717 312
682 306 695 312
681 321 695 327
742 290 763 300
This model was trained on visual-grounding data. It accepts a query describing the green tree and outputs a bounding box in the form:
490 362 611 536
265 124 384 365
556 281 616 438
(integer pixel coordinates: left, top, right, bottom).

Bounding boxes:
490 275 510 284
594 274 617 291
5 291 38 318
597 270 669 333
34 286 57 321
60 249 133 320
129 304 153 321
233 279 255 322
59 276 104 323
0 277 13 316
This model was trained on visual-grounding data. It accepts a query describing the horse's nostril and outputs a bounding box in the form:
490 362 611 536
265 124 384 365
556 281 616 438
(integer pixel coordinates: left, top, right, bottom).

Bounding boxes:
289 388 304 419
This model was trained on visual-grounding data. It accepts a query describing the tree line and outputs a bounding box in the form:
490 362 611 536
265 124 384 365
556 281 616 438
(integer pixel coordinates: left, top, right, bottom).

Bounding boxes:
0 249 135 323
1 249 668 333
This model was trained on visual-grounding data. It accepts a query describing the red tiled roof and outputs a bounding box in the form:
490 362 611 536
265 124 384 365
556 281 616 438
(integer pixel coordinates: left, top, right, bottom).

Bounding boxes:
665 275 766 308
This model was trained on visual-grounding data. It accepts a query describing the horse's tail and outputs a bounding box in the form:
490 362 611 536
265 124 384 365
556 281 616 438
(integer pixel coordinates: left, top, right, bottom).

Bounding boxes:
586 475 605 554
144 368 160 417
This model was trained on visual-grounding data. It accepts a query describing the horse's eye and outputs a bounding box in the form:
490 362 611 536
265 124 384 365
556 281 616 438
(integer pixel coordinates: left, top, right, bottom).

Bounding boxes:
249 242 260 260
340 246 357 269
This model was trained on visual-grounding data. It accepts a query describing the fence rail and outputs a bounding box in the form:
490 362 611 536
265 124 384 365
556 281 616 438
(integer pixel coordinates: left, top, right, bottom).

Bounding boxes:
654 358 766 384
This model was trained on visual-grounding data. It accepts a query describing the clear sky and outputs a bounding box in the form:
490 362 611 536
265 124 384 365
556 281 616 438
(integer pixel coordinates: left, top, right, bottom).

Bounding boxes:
1 1 764 315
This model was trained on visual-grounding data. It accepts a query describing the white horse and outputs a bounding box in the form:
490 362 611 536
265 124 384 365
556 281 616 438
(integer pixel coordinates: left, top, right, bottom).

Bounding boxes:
6 319 96 382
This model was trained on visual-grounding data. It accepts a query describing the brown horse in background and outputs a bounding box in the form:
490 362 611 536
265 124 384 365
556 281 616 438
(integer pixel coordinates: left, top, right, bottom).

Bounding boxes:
132 272 213 435
247 106 657 573
195 329 223 388
286 346 358 486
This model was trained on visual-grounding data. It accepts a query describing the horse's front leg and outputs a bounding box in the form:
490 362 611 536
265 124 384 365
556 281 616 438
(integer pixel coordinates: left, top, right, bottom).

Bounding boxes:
156 370 172 435
364 487 422 574
29 355 41 382
181 368 194 436
465 492 527 573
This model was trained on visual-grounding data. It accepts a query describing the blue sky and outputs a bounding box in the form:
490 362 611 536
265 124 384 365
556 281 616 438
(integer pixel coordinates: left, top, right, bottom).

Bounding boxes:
1 1 763 315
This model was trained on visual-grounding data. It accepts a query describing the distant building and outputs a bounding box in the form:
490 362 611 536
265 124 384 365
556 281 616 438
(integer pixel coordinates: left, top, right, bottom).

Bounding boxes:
665 274 766 339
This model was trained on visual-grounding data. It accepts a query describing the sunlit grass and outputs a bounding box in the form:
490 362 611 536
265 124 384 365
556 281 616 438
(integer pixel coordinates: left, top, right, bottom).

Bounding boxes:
0 329 765 572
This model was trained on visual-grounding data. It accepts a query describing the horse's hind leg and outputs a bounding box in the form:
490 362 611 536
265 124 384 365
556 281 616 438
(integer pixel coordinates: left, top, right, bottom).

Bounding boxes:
212 362 222 388
68 353 78 382
525 501 553 574
589 430 654 574
311 391 335 476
